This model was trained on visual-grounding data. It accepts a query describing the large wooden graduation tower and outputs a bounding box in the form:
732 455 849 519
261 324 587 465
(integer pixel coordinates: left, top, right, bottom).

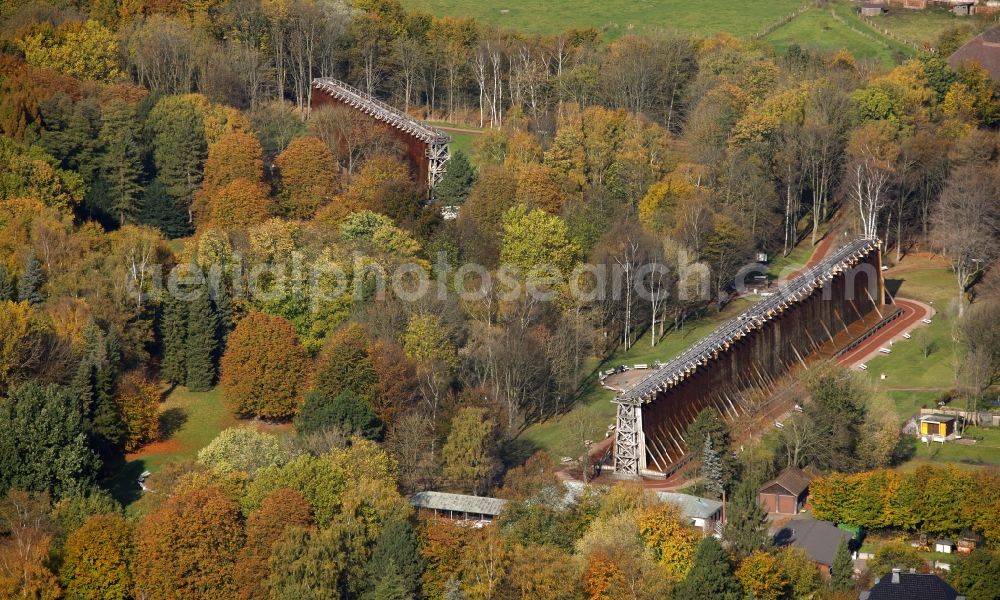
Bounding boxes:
613 238 887 477
310 77 451 190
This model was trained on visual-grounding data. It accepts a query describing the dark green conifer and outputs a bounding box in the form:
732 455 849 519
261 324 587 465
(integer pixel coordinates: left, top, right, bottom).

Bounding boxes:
139 179 193 238
72 323 124 458
99 99 145 226
147 97 206 224
72 322 104 419
211 276 235 345
17 254 46 306
723 475 772 559
435 150 475 206
831 537 855 591
185 285 218 391
672 537 742 600
365 519 424 599
91 367 125 456
93 327 124 455
160 295 187 385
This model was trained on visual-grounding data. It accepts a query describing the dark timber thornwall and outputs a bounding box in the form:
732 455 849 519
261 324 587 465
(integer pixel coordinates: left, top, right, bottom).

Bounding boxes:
310 78 450 189
613 239 885 476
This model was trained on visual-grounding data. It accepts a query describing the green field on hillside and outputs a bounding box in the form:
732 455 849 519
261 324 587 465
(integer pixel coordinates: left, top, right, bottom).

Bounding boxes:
402 0 804 39
875 6 981 48
765 5 909 67
402 0 955 69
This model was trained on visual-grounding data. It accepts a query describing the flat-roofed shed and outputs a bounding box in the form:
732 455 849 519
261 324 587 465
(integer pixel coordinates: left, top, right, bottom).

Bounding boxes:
410 491 507 522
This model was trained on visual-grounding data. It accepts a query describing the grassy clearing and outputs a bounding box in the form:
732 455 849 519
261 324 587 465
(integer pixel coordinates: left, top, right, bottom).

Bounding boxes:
875 6 977 48
863 317 956 390
447 130 479 160
883 390 947 424
402 0 804 39
425 121 482 162
863 264 958 390
517 297 754 458
911 427 1000 468
104 387 290 507
765 5 904 67
768 239 816 280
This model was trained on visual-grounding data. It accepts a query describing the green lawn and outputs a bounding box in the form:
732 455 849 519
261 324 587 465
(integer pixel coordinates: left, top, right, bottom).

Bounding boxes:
888 265 958 307
911 427 1000 468
104 387 240 506
402 0 805 39
448 130 479 161
875 6 982 48
863 317 956 390
883 390 948 424
768 239 816 280
863 266 958 390
765 5 907 67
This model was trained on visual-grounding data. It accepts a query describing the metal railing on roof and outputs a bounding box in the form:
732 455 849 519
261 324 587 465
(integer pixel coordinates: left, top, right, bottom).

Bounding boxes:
619 237 879 403
312 78 450 145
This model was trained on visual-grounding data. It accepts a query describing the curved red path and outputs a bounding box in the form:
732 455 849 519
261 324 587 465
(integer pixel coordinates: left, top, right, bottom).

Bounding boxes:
836 298 932 367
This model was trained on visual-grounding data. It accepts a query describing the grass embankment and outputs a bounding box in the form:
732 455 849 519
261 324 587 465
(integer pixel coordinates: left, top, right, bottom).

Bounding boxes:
767 239 816 279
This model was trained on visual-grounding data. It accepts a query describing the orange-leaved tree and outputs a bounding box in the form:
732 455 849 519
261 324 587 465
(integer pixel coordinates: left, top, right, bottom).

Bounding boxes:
584 549 627 600
342 154 410 212
418 516 468 598
234 487 314 600
133 485 245 600
208 178 272 230
194 130 264 224
505 543 581 600
274 136 339 219
220 311 312 419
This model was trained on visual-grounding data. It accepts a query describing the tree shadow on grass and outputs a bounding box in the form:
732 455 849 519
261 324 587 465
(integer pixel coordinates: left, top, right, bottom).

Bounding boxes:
502 437 541 468
103 459 146 507
159 407 187 440
885 278 903 298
